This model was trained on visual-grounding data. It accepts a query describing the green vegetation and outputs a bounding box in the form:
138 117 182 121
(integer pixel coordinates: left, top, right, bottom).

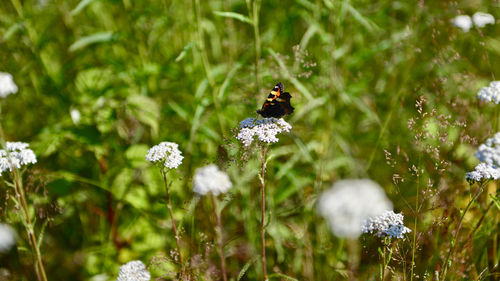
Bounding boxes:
0 0 499 280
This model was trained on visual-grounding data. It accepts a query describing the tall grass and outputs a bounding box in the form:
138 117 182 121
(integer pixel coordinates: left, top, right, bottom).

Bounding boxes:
0 0 498 280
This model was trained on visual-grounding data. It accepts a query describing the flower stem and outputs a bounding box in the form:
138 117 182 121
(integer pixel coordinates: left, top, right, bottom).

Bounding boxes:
260 146 267 280
161 170 184 268
210 194 228 281
194 0 214 87
246 0 261 98
13 169 48 281
440 183 484 280
381 245 386 281
410 154 422 281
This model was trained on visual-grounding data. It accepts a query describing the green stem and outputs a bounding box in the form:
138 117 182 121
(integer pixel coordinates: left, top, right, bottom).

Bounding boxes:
260 146 267 280
381 245 386 281
13 169 48 281
440 183 484 280
194 0 214 87
210 194 228 281
250 0 262 98
161 169 184 268
366 89 403 171
193 0 226 137
410 155 421 281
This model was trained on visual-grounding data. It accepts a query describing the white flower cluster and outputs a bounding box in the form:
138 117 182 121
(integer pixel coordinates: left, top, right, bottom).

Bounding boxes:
116 260 150 281
236 118 292 147
474 132 500 166
452 15 473 32
145 142 183 169
317 179 393 238
0 142 37 175
466 163 500 182
473 12 495 28
193 164 232 196
465 133 500 182
361 210 411 239
452 12 495 32
0 72 18 98
0 224 16 253
477 81 500 104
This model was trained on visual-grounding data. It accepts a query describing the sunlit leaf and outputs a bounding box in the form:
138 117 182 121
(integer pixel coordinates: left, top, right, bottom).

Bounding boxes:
69 32 114 52
213 11 253 24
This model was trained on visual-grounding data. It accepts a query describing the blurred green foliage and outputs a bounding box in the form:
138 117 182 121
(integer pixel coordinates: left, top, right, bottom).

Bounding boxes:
0 0 499 280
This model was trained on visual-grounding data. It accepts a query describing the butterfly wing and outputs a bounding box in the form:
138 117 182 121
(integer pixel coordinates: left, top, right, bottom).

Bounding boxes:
277 92 294 115
257 82 293 118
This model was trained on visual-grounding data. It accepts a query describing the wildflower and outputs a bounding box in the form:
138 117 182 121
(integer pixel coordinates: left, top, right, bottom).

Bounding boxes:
466 162 500 182
477 81 500 104
193 164 232 196
0 142 37 175
116 260 150 281
317 179 393 238
472 12 495 28
362 210 411 239
0 224 16 253
145 142 183 169
0 72 18 98
236 118 292 147
474 132 500 166
70 108 81 125
452 15 472 32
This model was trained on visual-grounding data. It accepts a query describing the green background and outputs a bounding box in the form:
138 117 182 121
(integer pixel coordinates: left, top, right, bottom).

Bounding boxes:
0 0 499 280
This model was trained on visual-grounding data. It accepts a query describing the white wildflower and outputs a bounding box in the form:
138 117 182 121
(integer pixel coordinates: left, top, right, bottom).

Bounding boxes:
0 224 16 253
145 142 183 169
474 132 500 166
452 15 472 32
0 72 18 98
236 118 292 147
70 108 81 125
0 142 37 175
362 210 411 239
472 12 495 28
317 179 393 238
466 162 500 182
193 164 232 196
477 81 500 104
116 260 150 281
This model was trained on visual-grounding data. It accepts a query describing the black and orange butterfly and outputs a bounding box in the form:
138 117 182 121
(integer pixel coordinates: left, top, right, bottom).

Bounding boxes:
256 82 294 118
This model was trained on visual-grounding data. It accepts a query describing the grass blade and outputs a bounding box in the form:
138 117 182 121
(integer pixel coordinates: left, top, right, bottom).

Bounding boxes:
69 32 114 52
213 11 253 24
237 256 258 281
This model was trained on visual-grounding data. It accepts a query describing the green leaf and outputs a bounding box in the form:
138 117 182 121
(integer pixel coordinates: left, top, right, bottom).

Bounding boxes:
52 171 105 190
33 127 66 157
124 186 149 210
69 32 114 52
490 194 500 211
3 22 23 41
486 38 500 57
213 11 253 24
75 68 114 92
218 63 242 101
127 95 160 137
237 256 258 281
70 0 95 16
175 42 195 62
125 144 149 168
37 221 48 251
111 168 134 199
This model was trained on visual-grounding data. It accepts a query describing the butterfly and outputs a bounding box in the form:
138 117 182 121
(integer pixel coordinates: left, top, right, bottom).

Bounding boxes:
256 82 294 118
